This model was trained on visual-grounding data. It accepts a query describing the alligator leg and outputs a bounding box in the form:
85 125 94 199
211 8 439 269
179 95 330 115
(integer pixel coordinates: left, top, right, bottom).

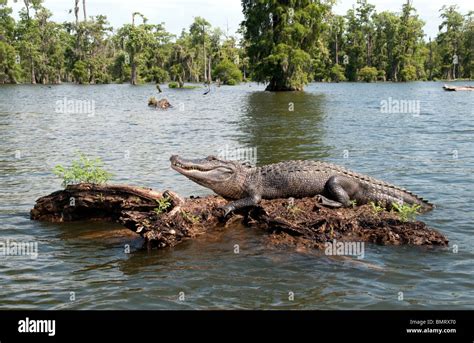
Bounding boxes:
314 195 344 208
220 195 261 217
323 175 354 207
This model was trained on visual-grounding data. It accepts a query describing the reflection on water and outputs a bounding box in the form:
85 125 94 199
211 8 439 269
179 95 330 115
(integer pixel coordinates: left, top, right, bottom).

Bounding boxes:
0 82 473 309
239 91 330 164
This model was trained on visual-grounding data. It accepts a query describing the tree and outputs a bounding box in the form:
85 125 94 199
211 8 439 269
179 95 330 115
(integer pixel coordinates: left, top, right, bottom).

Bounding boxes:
329 64 346 82
0 0 20 83
241 0 333 91
437 5 464 79
72 59 87 83
15 0 44 83
344 7 366 81
116 13 155 85
190 17 211 83
373 11 400 80
397 0 425 81
3 0 473 85
358 66 377 82
213 58 242 85
462 11 474 78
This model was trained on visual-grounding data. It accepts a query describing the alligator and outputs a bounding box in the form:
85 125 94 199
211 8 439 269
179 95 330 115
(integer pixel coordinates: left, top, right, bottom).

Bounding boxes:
170 155 434 216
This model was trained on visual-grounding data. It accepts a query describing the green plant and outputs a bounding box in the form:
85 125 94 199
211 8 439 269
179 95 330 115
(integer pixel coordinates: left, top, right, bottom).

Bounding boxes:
358 66 378 82
213 59 242 85
286 201 303 217
330 64 346 82
391 202 421 222
369 201 386 215
400 65 417 81
181 210 200 224
154 196 172 215
72 60 89 84
53 153 113 186
168 81 179 88
349 200 358 208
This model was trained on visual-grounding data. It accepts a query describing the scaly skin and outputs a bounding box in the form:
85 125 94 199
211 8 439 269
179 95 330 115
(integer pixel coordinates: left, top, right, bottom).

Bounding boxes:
170 155 434 216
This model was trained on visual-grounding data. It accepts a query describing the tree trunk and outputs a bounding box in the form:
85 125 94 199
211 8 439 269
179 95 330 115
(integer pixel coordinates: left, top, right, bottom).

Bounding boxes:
367 34 372 66
24 0 30 20
203 48 207 83
130 54 137 85
82 0 87 21
74 0 80 25
428 38 433 80
208 56 212 82
30 59 36 84
131 63 137 85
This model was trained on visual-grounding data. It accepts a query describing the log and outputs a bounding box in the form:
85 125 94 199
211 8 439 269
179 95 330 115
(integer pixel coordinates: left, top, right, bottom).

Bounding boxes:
30 183 448 250
443 84 474 91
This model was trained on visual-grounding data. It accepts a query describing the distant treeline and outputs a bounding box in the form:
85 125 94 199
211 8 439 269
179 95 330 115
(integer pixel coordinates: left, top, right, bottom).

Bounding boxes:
0 0 472 86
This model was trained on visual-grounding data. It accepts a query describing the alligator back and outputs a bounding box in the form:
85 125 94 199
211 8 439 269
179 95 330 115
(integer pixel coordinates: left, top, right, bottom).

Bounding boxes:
255 160 434 212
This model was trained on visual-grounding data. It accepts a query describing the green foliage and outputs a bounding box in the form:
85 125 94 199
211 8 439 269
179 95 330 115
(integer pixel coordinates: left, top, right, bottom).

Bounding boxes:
391 202 421 222
53 153 113 186
168 81 178 88
0 41 20 83
358 66 378 82
369 201 386 215
286 201 303 217
148 66 169 83
1 0 473 85
180 211 200 224
241 0 332 90
213 59 242 85
330 64 346 82
154 196 172 215
400 65 417 81
377 69 386 81
110 52 130 83
72 60 88 84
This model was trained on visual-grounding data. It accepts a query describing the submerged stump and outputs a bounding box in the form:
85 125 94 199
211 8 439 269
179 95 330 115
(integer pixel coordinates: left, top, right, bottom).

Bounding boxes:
148 97 172 109
30 184 448 250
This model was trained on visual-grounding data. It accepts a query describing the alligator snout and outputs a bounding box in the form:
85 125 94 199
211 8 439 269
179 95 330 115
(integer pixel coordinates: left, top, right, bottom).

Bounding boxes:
170 155 185 169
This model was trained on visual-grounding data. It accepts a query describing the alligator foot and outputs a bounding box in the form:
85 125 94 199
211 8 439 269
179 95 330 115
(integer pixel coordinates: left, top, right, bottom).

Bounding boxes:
314 195 344 208
218 205 234 219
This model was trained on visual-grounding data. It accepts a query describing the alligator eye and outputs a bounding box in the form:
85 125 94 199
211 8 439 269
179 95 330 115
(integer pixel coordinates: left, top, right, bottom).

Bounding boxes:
207 155 218 161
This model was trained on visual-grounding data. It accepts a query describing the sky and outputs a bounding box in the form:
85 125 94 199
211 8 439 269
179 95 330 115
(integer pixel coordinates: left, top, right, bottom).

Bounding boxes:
8 0 473 39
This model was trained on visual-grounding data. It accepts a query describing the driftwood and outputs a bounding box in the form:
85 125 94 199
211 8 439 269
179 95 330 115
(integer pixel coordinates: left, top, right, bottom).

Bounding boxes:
443 84 474 91
148 97 172 109
30 184 448 250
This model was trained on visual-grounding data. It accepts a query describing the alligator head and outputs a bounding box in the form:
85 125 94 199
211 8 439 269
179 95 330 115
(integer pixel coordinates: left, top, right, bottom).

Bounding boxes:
170 155 250 199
